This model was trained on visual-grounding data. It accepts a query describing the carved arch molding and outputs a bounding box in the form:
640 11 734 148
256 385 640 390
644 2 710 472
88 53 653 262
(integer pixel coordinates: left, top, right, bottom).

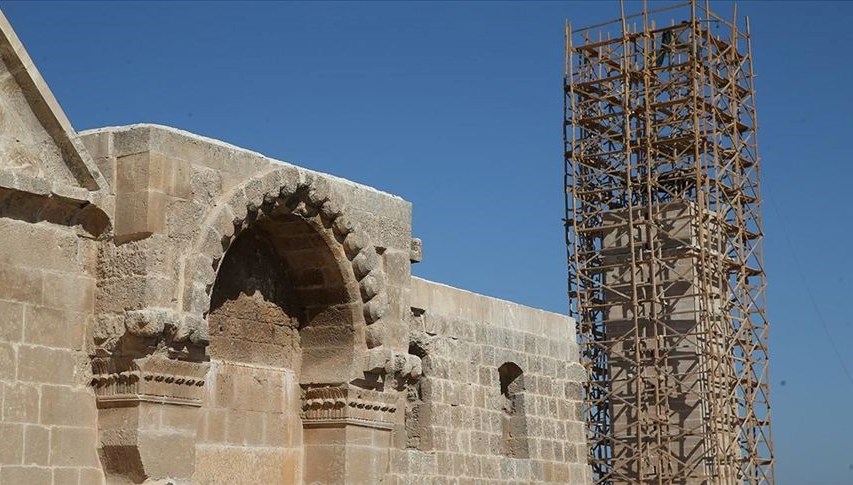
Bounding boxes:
181 168 420 380
184 168 392 351
92 168 421 483
109 168 399 364
93 166 424 394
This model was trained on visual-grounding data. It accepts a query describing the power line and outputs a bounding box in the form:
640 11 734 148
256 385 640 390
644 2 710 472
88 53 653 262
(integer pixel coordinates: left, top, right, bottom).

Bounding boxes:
767 195 853 388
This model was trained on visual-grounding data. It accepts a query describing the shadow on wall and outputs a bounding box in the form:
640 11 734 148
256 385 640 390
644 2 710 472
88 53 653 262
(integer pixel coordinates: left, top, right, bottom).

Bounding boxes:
208 210 361 383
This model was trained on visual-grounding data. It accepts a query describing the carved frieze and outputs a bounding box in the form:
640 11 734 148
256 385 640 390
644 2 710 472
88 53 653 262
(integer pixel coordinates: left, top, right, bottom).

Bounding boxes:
302 384 398 430
91 355 209 407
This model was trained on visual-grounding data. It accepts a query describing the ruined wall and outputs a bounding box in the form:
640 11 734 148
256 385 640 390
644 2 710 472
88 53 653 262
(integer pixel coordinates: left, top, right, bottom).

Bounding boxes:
385 278 590 484
0 119 592 484
78 124 420 484
0 118 593 485
0 10 590 482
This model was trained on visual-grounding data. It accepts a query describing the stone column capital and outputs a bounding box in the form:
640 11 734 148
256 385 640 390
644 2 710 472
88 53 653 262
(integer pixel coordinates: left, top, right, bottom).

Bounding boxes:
92 355 209 408
301 384 399 430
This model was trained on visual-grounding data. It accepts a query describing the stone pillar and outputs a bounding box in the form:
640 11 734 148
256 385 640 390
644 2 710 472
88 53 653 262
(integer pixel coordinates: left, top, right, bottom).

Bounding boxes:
91 355 208 484
301 385 398 484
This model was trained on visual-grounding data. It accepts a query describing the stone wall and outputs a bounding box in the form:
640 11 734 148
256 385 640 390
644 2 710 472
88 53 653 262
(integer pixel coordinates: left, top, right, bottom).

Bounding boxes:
0 122 592 484
384 278 590 484
0 10 108 483
0 211 104 485
78 124 421 483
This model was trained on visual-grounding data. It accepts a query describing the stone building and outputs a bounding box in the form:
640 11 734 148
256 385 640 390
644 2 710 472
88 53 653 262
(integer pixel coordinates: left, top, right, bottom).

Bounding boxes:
0 11 589 484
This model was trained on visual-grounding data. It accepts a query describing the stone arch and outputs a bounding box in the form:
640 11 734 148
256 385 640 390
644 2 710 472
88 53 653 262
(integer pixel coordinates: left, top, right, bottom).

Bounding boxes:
185 168 402 484
180 168 391 367
208 207 359 383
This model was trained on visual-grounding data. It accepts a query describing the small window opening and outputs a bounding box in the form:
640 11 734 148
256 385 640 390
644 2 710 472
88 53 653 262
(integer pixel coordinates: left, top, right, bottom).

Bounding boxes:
498 362 529 458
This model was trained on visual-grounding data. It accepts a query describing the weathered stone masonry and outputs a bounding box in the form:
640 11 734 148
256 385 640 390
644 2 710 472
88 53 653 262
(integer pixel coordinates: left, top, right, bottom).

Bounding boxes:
0 9 589 484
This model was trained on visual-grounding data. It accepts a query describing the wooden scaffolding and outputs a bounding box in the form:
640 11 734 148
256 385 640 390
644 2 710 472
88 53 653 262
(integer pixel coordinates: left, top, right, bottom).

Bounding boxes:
563 1 774 483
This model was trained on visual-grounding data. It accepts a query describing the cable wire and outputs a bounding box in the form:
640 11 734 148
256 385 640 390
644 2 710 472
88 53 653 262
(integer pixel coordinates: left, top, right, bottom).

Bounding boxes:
767 195 853 388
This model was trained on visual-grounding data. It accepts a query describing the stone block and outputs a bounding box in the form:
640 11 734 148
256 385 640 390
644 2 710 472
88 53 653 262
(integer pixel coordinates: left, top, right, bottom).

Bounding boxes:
205 408 227 444
0 299 24 342
188 166 223 207
569 463 590 484
0 466 51 485
23 424 49 465
339 199 412 252
51 467 80 485
262 411 287 447
0 265 42 304
116 152 150 193
194 445 295 485
281 448 303 484
111 125 151 157
78 467 105 485
146 152 172 193
225 409 248 445
244 411 264 446
43 273 94 313
0 341 14 380
50 426 99 467
303 444 346 483
114 189 167 241
160 403 201 433
40 385 97 427
132 151 192 200
24 306 87 350
3 219 85 271
17 345 78 385
96 274 177 314
0 422 24 464
171 157 192 199
2 381 39 422
347 445 390 484
136 430 196 480
80 129 112 159
166 199 207 241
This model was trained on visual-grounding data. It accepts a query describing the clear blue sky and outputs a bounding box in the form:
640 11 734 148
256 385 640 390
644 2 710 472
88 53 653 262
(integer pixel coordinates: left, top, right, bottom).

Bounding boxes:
4 1 852 483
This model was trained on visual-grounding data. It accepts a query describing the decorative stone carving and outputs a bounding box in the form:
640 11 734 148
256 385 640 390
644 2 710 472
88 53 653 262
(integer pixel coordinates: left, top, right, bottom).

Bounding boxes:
365 347 423 386
410 237 423 263
92 355 209 482
185 169 394 370
92 355 208 407
301 384 401 483
94 306 209 360
302 384 398 430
